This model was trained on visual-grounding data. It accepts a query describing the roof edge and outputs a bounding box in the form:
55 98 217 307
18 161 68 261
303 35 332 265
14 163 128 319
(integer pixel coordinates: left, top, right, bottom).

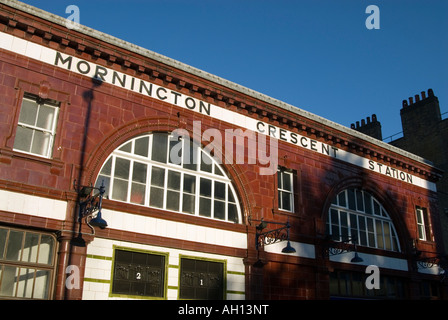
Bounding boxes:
0 0 436 168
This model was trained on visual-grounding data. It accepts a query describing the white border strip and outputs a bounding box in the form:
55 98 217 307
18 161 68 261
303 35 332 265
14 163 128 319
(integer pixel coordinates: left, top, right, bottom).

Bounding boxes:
0 189 67 220
102 208 248 250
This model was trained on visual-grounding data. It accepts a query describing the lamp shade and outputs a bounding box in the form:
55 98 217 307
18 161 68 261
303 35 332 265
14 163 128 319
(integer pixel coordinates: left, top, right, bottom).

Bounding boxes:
351 251 363 263
89 211 108 229
281 241 296 253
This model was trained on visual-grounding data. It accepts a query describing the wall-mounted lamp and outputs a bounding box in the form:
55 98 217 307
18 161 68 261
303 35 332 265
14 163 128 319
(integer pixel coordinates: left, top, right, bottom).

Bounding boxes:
323 236 363 263
412 243 448 281
71 180 108 246
249 217 296 254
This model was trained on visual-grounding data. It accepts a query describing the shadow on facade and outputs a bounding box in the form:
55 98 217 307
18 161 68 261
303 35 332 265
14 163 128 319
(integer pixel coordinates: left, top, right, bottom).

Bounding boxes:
253 139 446 299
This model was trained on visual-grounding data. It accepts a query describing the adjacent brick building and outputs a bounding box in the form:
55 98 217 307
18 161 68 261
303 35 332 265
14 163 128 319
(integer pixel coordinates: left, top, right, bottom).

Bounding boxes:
0 0 446 300
353 89 448 259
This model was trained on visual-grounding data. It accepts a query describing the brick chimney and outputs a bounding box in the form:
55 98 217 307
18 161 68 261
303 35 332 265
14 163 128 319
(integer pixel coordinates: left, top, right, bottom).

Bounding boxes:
400 89 441 138
351 114 382 140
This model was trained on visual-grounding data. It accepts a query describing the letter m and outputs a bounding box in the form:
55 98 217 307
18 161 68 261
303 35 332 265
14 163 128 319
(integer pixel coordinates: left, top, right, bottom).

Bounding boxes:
55 52 73 70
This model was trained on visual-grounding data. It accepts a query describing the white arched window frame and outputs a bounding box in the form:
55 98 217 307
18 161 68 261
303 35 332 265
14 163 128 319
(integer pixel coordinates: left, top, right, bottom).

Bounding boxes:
326 188 401 252
94 133 242 224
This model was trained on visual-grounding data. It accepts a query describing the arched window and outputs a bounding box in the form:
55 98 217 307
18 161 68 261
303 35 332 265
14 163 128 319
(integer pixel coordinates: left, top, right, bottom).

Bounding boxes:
94 133 242 223
326 188 400 252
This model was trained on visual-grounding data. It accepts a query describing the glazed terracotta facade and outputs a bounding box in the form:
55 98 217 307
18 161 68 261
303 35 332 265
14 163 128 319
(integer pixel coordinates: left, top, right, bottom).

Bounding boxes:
0 0 445 300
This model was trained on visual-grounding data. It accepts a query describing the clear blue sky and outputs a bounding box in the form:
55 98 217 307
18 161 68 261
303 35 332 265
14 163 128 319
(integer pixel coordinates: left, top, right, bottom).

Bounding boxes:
18 0 448 140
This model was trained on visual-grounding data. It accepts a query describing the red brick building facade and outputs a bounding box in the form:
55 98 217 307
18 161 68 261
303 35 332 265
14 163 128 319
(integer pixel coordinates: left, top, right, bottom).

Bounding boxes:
0 1 446 300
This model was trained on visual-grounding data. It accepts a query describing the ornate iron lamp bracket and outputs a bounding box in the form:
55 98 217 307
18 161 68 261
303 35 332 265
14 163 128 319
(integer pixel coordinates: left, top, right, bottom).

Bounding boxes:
249 217 295 253
322 236 363 263
73 180 107 230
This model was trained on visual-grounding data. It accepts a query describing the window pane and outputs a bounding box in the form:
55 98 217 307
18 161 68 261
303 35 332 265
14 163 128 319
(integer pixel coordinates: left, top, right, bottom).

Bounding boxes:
33 269 50 299
214 181 226 200
418 225 425 240
22 233 39 263
183 140 196 170
339 272 351 296
114 158 130 179
347 189 356 210
280 191 291 211
100 158 112 175
36 104 56 130
383 222 392 250
13 126 33 152
168 136 182 165
152 133 168 163
338 192 347 207
119 141 132 153
182 194 195 214
376 220 384 249
135 136 149 157
355 190 364 212
0 229 7 259
130 183 146 205
149 187 164 208
6 230 23 261
214 200 225 220
112 179 129 201
38 235 54 265
283 172 292 191
228 204 238 223
228 186 235 203
18 99 38 126
151 167 165 188
373 201 381 216
416 209 423 224
199 197 211 217
340 211 349 239
183 174 196 194
96 176 110 198
364 193 372 214
16 268 35 298
201 152 213 173
200 178 212 197
215 165 224 176
352 273 364 296
166 190 180 211
31 130 51 156
350 214 358 242
132 162 147 183
167 171 181 190
0 265 18 297
329 272 339 295
358 217 367 246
